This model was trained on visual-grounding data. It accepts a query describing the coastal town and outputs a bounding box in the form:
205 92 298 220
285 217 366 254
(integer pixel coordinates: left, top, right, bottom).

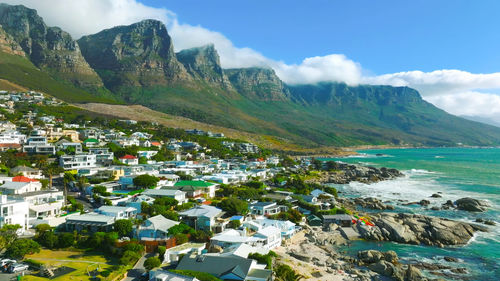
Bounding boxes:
0 89 493 281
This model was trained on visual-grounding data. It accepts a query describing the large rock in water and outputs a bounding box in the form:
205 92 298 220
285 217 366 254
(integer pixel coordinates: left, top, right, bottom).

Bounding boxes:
455 197 490 212
358 213 487 246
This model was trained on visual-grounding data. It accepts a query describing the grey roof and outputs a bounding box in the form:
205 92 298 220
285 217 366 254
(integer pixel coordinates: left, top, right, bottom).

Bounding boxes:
0 181 29 190
179 205 222 218
323 214 352 220
142 189 184 197
143 215 179 232
11 166 39 173
97 206 136 213
176 255 254 279
65 213 115 225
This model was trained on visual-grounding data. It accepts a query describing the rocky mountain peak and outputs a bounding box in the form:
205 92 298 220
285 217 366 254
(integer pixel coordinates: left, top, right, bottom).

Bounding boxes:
78 19 190 89
176 44 233 89
224 67 289 101
0 3 103 88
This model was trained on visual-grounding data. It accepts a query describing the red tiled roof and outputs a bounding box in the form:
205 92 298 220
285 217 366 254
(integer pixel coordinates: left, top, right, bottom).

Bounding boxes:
12 176 39 182
120 154 137 159
151 141 161 146
0 143 21 148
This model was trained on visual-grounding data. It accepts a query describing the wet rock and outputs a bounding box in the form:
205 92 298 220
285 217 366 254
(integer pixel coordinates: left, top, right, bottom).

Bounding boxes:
431 193 442 198
455 197 490 212
444 256 459 262
431 207 440 211
419 200 431 206
484 220 496 226
404 265 424 281
450 267 468 274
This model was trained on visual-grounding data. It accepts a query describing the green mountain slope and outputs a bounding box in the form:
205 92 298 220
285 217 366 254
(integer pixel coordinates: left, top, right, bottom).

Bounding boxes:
0 50 115 103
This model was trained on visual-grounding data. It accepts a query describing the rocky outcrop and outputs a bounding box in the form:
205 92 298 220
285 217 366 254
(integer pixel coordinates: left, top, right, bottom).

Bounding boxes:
0 4 103 88
356 212 487 247
225 67 289 101
78 19 190 91
357 250 429 281
0 25 25 56
455 197 490 212
176 44 233 89
338 197 395 210
314 162 403 184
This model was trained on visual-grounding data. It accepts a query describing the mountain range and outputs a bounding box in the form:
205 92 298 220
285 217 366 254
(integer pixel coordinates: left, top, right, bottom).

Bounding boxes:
1 3 500 148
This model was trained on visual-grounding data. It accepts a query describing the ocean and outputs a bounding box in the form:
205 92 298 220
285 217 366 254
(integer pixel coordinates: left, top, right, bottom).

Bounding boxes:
321 147 500 281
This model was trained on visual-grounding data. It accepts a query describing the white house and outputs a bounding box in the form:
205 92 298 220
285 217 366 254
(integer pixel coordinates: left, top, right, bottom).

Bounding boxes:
96 206 137 219
253 226 282 250
59 154 97 170
163 242 206 263
142 189 187 204
119 155 138 165
0 195 29 232
0 180 42 195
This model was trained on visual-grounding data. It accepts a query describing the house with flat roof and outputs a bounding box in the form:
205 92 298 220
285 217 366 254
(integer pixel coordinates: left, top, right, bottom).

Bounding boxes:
65 213 115 232
248 202 288 216
0 195 29 232
96 206 137 219
163 242 206 263
322 214 353 227
148 270 199 281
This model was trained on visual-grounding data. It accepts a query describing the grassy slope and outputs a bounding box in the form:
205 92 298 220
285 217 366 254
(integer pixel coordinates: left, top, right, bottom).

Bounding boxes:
0 51 118 103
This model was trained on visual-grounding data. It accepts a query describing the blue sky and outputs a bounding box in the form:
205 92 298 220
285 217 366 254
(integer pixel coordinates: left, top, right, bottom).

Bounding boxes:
2 0 500 122
141 0 499 74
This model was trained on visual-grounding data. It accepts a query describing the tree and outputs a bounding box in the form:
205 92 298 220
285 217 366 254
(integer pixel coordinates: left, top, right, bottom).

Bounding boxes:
168 223 193 236
114 219 133 238
144 256 161 270
218 197 248 216
6 239 41 259
228 220 241 229
42 164 64 188
139 157 148 164
39 231 58 249
174 233 188 245
133 174 159 189
0 224 21 251
57 232 75 248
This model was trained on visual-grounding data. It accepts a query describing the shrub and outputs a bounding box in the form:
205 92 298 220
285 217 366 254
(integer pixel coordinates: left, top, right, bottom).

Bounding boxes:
144 256 161 270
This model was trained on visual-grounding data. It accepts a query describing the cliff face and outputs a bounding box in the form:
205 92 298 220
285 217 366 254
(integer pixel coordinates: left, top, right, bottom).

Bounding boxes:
225 67 289 101
78 19 190 90
176 44 233 89
0 4 103 88
0 25 25 56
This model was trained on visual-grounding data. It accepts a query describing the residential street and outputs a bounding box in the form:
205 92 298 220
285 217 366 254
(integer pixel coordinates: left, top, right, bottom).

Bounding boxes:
123 253 153 281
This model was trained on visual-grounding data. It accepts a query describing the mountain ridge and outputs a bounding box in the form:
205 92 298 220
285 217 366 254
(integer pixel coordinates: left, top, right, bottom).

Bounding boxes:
0 3 499 148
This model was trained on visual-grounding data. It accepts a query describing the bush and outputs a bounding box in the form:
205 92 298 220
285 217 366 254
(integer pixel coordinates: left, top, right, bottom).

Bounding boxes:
114 219 133 238
158 246 166 261
120 250 141 265
218 197 248 216
174 233 188 245
100 270 111 277
24 259 43 269
122 243 144 253
144 256 161 270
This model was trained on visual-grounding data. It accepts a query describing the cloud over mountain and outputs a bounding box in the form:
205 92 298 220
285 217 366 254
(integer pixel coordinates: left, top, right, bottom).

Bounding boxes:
2 0 500 122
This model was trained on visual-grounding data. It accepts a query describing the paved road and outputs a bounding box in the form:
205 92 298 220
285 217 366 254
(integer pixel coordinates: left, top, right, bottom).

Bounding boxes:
123 253 154 281
0 271 30 281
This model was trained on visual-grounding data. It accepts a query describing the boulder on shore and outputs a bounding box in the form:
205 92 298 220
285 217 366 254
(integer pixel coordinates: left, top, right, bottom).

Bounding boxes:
455 197 490 212
356 212 487 246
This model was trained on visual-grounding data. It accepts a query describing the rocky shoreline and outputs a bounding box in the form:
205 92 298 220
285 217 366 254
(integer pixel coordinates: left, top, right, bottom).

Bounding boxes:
312 162 403 184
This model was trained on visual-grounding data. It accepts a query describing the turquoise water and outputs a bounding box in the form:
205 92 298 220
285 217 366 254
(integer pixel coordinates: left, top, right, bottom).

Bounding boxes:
321 148 500 281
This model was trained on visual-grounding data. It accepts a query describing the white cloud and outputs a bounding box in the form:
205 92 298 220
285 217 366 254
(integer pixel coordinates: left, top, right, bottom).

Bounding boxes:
2 0 500 122
426 91 500 121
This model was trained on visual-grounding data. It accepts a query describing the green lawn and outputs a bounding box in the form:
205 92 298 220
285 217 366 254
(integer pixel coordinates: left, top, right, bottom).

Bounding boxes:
22 249 129 281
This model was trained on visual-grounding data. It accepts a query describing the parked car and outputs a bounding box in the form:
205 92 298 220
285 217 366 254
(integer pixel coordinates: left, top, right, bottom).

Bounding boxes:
9 263 28 273
1 260 15 272
0 259 15 267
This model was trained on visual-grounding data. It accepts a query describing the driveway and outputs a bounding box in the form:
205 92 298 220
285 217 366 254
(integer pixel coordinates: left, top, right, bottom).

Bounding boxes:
123 253 154 281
